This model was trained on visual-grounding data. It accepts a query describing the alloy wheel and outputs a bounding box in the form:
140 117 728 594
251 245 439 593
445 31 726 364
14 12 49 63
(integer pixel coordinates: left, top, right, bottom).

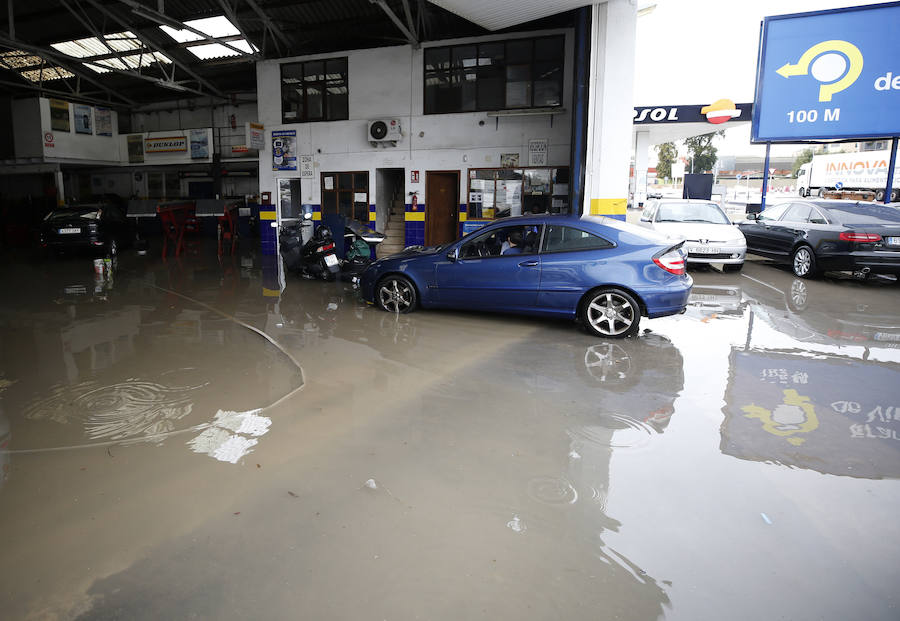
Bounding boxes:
586 292 636 337
378 278 414 313
793 247 812 276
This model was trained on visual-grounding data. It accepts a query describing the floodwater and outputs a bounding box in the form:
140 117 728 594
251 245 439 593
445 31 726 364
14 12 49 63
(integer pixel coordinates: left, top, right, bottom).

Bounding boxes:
0 245 898 620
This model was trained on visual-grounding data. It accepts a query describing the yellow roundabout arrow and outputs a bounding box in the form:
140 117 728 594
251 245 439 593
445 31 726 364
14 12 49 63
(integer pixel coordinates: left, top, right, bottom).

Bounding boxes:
775 39 863 102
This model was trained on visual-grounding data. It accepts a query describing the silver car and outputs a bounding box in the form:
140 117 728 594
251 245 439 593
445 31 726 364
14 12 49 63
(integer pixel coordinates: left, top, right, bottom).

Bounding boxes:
638 199 746 272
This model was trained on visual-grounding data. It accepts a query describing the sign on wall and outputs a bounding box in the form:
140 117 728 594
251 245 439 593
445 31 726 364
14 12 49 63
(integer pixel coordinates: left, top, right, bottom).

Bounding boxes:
145 136 187 153
634 100 751 125
73 104 92 135
49 99 69 132
752 3 900 142
189 129 209 159
272 129 297 171
410 170 420 184
247 122 265 150
528 139 548 166
95 107 112 136
299 154 314 178
127 135 144 163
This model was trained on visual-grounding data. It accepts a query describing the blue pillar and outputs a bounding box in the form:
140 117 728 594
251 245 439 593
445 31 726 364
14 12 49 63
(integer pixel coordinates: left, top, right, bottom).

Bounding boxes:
760 142 771 211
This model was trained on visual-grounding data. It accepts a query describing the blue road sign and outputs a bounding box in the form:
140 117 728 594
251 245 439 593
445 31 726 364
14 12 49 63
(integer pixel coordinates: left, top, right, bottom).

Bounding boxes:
835 181 844 190
752 2 900 143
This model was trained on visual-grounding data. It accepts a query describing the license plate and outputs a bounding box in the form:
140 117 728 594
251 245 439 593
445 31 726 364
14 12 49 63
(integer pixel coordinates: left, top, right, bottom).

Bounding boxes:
690 246 720 254
58 227 80 234
324 254 339 267
886 237 900 246
874 332 900 342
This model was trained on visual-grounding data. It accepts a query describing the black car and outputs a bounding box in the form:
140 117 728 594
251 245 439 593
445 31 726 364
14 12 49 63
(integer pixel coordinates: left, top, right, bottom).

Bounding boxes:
739 200 900 278
40 204 134 257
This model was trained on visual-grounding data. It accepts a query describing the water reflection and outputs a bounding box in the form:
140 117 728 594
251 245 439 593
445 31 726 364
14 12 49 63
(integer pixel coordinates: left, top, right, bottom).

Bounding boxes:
721 270 900 478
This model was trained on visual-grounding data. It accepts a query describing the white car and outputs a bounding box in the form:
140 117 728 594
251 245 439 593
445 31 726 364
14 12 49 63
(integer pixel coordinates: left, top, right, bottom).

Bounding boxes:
638 199 746 272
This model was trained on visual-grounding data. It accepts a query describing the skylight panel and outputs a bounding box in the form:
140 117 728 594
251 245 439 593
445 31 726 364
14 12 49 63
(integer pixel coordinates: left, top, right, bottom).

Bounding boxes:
82 51 171 73
185 39 256 60
51 31 142 59
160 15 240 43
19 66 75 82
0 50 44 69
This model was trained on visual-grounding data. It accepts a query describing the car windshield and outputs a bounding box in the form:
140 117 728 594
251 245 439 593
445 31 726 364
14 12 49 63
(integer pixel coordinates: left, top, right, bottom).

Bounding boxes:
824 204 900 225
46 208 101 221
655 202 729 224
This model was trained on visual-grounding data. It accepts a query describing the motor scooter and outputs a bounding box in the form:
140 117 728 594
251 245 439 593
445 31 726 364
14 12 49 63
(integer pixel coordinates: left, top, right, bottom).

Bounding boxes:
280 214 341 280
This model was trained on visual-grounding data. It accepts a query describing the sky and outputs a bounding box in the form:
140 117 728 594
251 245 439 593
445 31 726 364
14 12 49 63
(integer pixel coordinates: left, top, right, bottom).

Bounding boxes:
632 0 886 161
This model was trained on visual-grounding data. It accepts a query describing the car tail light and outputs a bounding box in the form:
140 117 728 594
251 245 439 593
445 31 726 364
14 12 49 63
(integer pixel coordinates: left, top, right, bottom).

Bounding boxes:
653 247 686 275
839 232 881 242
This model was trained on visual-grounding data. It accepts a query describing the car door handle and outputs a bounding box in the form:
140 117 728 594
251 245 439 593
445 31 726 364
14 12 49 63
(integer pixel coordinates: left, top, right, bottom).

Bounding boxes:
518 260 539 267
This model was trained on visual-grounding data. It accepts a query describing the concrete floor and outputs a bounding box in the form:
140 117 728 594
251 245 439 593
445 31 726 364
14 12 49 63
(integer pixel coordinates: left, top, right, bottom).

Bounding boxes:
0 243 899 620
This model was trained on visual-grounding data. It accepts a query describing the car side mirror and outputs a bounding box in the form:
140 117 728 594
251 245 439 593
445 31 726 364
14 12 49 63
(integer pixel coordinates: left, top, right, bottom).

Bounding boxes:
746 212 759 221
447 249 458 262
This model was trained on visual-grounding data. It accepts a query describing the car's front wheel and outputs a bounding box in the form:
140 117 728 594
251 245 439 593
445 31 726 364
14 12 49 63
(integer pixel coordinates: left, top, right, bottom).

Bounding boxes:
791 245 818 279
376 275 417 314
581 288 641 339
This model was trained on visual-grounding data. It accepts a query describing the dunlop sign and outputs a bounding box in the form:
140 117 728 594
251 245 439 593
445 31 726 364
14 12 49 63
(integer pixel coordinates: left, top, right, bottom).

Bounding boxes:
145 136 187 153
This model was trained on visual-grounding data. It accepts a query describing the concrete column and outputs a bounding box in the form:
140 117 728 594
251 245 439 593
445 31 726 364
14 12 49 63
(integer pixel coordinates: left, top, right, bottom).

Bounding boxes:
54 168 65 206
634 130 650 208
583 0 637 220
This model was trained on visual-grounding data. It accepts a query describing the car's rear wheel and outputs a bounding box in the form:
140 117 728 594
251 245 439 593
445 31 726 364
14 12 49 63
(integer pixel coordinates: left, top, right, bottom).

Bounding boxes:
723 262 744 272
891 189 899 203
376 275 417 314
875 188 886 202
581 288 641 339
791 245 818 279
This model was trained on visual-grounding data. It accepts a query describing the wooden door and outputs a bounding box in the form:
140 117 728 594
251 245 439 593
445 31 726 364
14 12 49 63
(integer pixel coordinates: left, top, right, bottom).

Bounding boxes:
425 172 459 246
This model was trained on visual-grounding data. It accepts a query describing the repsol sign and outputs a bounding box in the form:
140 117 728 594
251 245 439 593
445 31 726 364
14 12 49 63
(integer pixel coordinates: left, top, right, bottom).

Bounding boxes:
633 102 752 125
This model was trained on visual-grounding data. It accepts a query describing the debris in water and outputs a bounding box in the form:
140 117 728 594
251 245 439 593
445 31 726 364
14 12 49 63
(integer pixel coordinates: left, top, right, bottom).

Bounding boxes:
506 514 526 534
288 491 298 498
364 478 378 490
761 512 773 525
569 450 582 461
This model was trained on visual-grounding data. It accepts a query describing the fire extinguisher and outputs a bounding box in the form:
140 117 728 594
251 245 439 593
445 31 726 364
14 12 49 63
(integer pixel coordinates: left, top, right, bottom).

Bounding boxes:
229 114 236 130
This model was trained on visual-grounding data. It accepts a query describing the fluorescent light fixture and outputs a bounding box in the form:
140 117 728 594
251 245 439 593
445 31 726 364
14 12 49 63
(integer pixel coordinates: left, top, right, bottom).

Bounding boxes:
156 79 189 92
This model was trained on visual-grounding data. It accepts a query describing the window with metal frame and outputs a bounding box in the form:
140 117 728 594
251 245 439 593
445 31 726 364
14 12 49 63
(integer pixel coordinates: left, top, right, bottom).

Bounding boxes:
281 58 349 123
424 36 564 114
321 172 369 222
467 167 569 220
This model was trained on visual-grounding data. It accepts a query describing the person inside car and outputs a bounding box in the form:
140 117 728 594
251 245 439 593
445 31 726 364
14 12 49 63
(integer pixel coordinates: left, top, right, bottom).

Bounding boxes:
502 230 524 255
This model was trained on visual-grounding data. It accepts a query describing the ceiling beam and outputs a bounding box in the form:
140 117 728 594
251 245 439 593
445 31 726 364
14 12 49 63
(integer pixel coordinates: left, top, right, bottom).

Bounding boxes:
216 0 263 57
0 34 137 105
0 77 130 108
243 0 291 55
368 0 418 48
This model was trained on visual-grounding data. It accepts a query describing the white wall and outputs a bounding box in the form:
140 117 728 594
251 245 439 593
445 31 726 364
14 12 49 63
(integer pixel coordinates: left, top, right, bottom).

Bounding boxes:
37 98 121 162
256 29 573 211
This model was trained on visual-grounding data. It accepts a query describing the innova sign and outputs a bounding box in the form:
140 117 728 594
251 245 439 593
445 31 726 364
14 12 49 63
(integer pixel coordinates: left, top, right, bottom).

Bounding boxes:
752 2 900 142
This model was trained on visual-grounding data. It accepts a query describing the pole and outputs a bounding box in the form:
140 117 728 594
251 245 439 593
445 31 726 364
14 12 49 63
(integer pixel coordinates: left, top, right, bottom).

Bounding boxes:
761 142 771 211
884 137 898 205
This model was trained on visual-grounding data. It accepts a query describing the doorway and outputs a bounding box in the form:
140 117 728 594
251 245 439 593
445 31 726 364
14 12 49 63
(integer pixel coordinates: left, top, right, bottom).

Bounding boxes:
425 171 459 246
375 168 404 233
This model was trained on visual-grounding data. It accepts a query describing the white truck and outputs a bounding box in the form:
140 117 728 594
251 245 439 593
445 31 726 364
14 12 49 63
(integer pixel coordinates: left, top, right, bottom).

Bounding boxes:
797 149 899 202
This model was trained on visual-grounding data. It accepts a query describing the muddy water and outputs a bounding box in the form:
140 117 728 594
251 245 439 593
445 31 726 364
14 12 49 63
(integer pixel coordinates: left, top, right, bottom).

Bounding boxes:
0 249 898 620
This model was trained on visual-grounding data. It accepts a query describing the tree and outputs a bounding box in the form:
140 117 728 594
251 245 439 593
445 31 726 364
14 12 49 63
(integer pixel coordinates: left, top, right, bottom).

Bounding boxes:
683 131 724 174
655 142 677 181
791 148 814 178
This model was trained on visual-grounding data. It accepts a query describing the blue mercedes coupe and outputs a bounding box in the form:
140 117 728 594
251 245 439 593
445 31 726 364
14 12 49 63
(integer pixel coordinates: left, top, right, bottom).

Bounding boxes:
360 215 692 338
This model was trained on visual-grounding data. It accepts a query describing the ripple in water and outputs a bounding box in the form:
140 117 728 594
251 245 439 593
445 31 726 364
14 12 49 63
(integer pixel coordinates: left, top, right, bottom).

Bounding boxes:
24 376 207 442
527 476 579 506
568 412 657 449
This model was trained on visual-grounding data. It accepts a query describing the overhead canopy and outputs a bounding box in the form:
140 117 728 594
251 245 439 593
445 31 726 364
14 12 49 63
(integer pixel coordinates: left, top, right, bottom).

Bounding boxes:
633 101 753 145
428 0 593 31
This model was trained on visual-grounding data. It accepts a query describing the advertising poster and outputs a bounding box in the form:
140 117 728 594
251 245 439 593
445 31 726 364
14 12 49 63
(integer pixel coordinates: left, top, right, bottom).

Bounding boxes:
272 129 297 171
127 134 144 163
74 104 92 134
49 99 70 132
501 153 519 168
190 129 209 159
145 136 187 153
247 122 265 150
95 107 112 136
